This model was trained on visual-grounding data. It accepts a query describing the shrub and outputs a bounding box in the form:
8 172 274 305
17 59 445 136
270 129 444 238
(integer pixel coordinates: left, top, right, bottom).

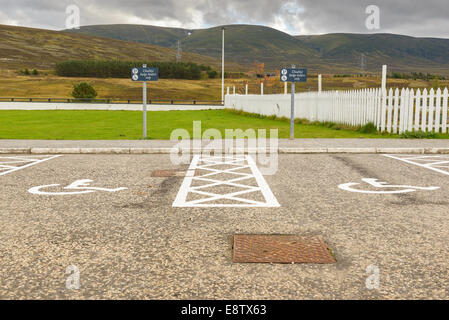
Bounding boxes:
359 122 377 134
72 82 98 100
32 69 39 75
207 70 218 79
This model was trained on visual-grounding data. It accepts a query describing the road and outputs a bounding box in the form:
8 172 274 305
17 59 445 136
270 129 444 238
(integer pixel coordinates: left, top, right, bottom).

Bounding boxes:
0 152 448 299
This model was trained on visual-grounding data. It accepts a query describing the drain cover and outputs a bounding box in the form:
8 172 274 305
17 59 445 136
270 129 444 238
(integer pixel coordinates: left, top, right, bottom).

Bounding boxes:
232 235 336 264
151 169 186 177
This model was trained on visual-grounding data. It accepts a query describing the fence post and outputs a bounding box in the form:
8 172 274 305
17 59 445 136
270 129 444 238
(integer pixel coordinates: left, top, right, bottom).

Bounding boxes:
261 83 264 95
245 84 248 95
284 82 287 95
414 89 421 132
386 88 393 133
442 88 448 134
318 75 322 93
380 65 387 132
400 89 410 134
435 88 442 133
227 87 230 95
422 89 428 132
408 89 415 132
233 86 235 95
428 88 435 132
381 65 387 93
393 88 400 134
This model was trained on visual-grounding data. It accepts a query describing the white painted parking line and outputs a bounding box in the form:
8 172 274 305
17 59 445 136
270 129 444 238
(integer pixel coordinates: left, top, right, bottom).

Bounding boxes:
0 155 62 176
383 154 449 176
173 155 280 208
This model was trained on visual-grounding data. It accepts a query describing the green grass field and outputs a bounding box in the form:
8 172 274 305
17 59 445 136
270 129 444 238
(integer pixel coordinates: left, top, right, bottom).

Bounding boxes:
0 110 447 140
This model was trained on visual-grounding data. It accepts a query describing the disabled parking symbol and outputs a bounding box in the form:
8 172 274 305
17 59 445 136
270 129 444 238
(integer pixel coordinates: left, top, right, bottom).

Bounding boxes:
28 179 127 195
338 178 439 194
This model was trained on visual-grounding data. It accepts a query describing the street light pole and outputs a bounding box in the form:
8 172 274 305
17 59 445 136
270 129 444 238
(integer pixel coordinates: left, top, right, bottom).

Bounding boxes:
221 27 225 104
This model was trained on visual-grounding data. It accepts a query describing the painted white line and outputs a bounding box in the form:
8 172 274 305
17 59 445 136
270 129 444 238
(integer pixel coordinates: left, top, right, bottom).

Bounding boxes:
173 155 280 208
0 155 62 176
172 155 201 207
246 155 280 207
383 154 449 176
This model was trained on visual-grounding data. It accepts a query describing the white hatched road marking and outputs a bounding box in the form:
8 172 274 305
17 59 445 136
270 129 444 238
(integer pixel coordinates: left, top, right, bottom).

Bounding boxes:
173 155 280 207
383 154 449 176
0 155 62 176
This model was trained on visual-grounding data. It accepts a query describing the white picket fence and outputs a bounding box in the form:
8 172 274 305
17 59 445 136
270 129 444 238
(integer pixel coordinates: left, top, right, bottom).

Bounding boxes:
225 87 449 134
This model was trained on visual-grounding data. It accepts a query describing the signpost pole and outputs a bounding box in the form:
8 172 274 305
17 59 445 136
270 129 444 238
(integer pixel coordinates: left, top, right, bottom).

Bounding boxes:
280 65 306 140
142 64 147 139
143 81 147 139
290 64 296 140
131 65 158 139
290 81 295 140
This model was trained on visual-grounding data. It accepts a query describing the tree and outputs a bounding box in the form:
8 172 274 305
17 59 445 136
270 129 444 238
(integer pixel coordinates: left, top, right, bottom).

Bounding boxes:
72 82 98 100
432 75 440 89
207 70 218 79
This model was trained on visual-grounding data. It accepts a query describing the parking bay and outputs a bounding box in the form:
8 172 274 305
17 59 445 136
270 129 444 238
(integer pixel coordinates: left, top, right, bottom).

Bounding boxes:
0 153 448 299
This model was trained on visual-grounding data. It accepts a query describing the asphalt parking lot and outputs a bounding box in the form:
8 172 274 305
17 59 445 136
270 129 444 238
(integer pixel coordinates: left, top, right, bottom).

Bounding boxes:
0 153 448 299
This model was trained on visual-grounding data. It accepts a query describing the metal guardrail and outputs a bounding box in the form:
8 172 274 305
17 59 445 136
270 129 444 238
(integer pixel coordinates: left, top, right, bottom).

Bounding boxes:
0 97 224 105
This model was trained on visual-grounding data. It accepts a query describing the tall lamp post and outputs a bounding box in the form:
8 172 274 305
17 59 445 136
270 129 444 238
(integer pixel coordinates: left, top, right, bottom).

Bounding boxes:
221 27 225 103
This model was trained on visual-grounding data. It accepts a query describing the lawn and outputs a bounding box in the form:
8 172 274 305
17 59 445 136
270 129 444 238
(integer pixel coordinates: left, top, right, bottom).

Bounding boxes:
0 109 447 140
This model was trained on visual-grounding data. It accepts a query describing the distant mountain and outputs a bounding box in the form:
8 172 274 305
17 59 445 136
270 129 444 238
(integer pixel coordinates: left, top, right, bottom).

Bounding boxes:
67 24 190 48
68 24 320 69
67 24 449 75
296 33 449 74
0 24 237 71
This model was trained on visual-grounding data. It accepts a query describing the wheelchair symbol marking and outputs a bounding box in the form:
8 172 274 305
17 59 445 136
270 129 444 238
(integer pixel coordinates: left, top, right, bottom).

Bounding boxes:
28 179 128 195
338 178 439 194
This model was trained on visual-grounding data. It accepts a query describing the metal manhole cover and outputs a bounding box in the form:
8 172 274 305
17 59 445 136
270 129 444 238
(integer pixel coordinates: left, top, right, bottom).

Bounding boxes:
151 169 186 177
232 235 336 264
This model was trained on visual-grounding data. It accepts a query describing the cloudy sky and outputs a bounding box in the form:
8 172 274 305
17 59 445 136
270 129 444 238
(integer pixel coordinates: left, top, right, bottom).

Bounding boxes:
0 0 448 38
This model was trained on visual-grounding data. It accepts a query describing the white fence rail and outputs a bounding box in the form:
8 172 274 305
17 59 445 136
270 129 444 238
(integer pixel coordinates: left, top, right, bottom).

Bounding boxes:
225 87 449 134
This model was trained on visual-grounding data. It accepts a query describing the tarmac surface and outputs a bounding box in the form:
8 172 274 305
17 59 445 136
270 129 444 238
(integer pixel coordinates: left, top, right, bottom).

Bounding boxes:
0 152 448 299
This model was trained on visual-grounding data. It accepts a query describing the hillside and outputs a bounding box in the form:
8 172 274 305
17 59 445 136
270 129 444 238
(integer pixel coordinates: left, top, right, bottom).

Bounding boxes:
68 24 320 69
68 24 189 48
296 33 449 74
0 24 239 71
67 24 449 75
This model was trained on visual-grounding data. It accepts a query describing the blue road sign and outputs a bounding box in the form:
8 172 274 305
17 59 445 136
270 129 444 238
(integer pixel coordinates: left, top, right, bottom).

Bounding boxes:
131 67 159 81
280 68 307 82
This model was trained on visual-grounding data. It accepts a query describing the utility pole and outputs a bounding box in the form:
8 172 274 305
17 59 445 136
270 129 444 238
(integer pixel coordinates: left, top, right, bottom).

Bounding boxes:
221 27 225 103
360 53 366 76
176 40 182 63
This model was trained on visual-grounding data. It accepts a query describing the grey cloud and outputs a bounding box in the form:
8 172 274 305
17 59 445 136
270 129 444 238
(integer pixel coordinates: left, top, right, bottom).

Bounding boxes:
0 0 448 37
